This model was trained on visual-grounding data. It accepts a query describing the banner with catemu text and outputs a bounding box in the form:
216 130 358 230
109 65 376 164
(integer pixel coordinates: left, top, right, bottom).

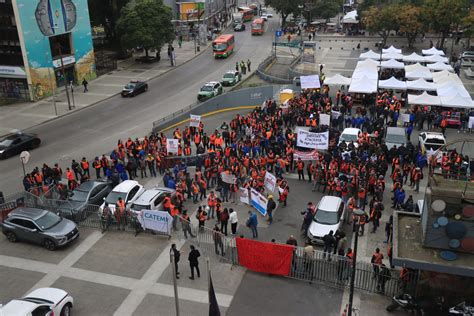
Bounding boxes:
297 130 329 150
137 210 173 235
236 238 294 276
250 188 267 216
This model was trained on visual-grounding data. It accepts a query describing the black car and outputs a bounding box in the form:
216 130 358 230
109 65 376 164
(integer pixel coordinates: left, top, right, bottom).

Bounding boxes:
57 180 113 221
121 80 148 97
0 133 41 159
234 23 246 32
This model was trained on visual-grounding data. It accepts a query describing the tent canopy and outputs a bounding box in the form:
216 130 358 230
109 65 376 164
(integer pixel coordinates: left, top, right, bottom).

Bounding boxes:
349 76 377 93
405 63 432 80
381 52 403 60
406 78 437 91
382 45 402 54
359 50 381 60
432 70 461 83
357 59 379 68
440 94 473 108
437 84 470 97
352 67 378 79
381 59 405 69
408 92 441 105
378 76 407 90
324 74 352 85
424 54 449 63
342 10 358 23
422 47 445 56
427 62 454 72
402 52 426 63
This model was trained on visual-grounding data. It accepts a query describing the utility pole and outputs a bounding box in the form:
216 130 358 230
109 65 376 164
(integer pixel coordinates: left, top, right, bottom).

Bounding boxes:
348 209 365 316
170 249 180 316
57 44 72 110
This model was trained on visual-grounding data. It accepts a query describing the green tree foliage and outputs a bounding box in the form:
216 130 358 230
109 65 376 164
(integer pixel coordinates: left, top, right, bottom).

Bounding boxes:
264 0 303 25
396 4 424 48
116 0 174 57
362 5 399 47
311 0 342 21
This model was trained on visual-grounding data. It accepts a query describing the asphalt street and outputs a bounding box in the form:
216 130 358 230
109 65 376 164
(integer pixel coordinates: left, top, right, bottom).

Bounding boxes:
0 18 279 196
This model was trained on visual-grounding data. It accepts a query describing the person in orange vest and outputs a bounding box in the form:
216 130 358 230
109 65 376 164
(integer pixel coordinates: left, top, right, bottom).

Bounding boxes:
196 206 207 232
115 197 126 231
101 155 109 176
440 117 448 135
191 181 200 203
184 144 192 156
296 158 305 180
371 247 384 278
66 168 75 190
207 191 217 219
358 187 366 211
81 157 90 178
163 195 172 213
347 196 356 224
171 205 180 231
93 157 102 179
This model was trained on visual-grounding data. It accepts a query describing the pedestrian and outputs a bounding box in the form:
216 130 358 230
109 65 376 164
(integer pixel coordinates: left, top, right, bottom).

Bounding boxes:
266 195 276 224
246 59 251 72
188 245 201 280
286 234 298 246
241 61 246 74
101 202 112 232
80 157 90 178
171 243 180 279
371 247 384 279
220 208 229 235
322 230 335 260
384 215 393 243
377 264 391 294
213 225 225 256
180 210 196 238
93 157 101 178
197 206 207 232
229 208 238 235
115 197 126 231
82 78 88 92
333 229 346 254
246 211 258 238
71 159 82 180
207 191 217 219
178 35 183 48
235 62 239 72
301 202 314 236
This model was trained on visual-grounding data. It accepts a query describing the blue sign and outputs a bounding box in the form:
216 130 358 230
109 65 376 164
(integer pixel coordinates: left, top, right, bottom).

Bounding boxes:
275 30 282 37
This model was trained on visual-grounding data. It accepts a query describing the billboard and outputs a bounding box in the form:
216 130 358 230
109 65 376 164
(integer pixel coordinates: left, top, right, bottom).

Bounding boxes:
179 2 205 21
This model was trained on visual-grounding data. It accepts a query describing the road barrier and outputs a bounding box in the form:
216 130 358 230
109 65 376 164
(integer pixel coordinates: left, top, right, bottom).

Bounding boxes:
256 55 294 84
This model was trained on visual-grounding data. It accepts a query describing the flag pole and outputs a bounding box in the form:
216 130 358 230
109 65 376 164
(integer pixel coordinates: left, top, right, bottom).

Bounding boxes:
170 249 180 316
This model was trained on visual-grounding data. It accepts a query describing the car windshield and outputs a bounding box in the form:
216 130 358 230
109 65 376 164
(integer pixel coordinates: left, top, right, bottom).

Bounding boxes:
252 24 262 29
314 209 339 225
0 138 14 146
223 73 235 79
201 85 214 92
36 212 61 230
106 191 127 204
213 43 227 52
425 144 443 151
69 190 89 202
386 134 406 144
125 83 136 89
340 133 358 142
131 203 150 211
425 138 445 145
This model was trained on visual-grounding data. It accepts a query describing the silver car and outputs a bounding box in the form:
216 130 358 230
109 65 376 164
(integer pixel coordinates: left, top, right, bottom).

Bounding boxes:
0 207 79 250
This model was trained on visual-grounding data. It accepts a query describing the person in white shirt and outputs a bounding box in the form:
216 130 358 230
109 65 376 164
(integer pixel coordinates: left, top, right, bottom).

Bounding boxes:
229 208 238 235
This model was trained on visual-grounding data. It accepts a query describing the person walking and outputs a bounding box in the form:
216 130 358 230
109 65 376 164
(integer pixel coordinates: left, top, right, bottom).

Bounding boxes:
220 208 229 236
213 225 225 256
188 245 201 280
377 264 391 294
371 247 384 279
115 197 126 231
247 211 258 238
180 210 196 238
266 195 276 224
322 230 335 260
229 208 238 235
82 78 88 92
171 243 180 279
80 157 90 178
100 202 112 232
246 59 251 72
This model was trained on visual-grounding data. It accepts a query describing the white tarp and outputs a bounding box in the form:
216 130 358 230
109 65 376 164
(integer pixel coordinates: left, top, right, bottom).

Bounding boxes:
402 53 426 63
264 172 277 192
220 172 236 184
324 74 352 85
437 84 470 97
406 78 437 91
342 10 358 23
380 59 405 69
297 130 329 150
424 54 449 63
405 63 433 80
422 47 445 56
382 45 402 54
381 52 403 60
359 50 381 60
408 92 441 105
319 113 330 126
138 210 173 235
349 76 378 93
427 62 454 72
300 75 321 89
378 76 407 90
166 139 179 154
440 94 473 108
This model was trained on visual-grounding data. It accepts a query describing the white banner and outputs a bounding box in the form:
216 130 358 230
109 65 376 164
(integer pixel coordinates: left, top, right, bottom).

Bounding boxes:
138 210 173 234
293 149 319 161
300 75 321 89
319 114 330 126
239 187 250 204
331 111 341 120
264 172 277 192
297 130 329 150
189 114 201 127
402 113 410 123
221 172 236 184
469 116 474 129
250 188 268 216
166 139 179 154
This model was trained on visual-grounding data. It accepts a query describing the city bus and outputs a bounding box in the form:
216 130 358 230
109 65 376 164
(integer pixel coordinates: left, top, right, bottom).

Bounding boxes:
251 18 265 35
237 6 254 22
249 3 258 15
212 34 235 58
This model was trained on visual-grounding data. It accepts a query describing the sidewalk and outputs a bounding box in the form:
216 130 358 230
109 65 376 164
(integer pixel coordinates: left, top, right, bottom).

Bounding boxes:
0 38 210 137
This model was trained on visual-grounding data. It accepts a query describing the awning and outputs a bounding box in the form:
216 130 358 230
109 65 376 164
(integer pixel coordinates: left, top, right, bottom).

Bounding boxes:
0 65 27 79
342 10 358 23
437 84 470 97
349 76 377 93
427 62 454 72
380 59 405 69
402 53 426 63
408 92 441 105
352 67 378 79
382 45 402 54
440 93 473 108
359 50 381 60
432 70 461 83
324 74 352 85
378 76 407 90
422 47 445 56
405 63 432 80
406 78 437 91
381 52 403 60
423 54 449 63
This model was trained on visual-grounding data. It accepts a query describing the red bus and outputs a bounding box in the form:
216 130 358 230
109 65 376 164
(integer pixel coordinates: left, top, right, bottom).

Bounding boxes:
238 7 254 22
212 34 235 58
251 18 265 35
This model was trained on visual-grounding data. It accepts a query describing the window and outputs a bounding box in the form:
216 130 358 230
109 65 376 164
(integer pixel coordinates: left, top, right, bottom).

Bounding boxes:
32 305 52 316
10 218 36 230
127 186 140 202
90 186 102 198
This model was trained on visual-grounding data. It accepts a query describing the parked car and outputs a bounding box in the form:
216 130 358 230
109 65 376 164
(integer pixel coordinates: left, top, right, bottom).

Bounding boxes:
266 13 273 18
121 80 148 97
418 132 446 156
0 287 73 316
197 81 223 101
129 187 176 215
261 14 268 21
234 23 246 32
0 207 79 250
307 196 345 244
0 133 41 159
385 127 407 150
99 180 144 215
57 180 113 220
221 70 242 86
338 128 362 148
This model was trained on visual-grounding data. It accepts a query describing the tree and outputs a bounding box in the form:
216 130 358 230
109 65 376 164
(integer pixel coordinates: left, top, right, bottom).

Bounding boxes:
88 0 130 48
396 5 424 48
462 8 474 47
264 0 303 25
311 0 342 21
116 0 174 57
362 5 399 47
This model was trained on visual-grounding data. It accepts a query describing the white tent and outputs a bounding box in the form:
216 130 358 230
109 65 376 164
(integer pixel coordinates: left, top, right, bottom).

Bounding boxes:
424 54 449 63
381 52 403 60
408 92 441 105
359 50 381 60
422 47 445 56
357 59 379 68
432 70 461 83
378 76 407 90
427 62 454 72
382 45 402 54
324 74 352 85
349 76 377 93
402 53 426 63
352 67 378 79
440 94 474 108
405 63 433 80
342 10 358 24
380 59 405 69
406 78 437 91
437 84 471 97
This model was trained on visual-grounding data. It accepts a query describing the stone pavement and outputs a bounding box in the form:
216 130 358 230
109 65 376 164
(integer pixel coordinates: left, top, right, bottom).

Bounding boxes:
0 38 211 137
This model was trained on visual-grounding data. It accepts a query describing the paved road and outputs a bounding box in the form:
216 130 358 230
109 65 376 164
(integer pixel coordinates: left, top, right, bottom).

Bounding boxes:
0 19 278 196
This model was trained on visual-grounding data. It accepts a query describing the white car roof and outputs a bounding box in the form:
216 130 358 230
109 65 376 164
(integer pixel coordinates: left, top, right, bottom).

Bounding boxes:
112 180 140 193
26 287 67 303
1 299 39 314
423 132 445 139
133 188 162 204
318 196 342 212
206 81 220 85
341 128 361 135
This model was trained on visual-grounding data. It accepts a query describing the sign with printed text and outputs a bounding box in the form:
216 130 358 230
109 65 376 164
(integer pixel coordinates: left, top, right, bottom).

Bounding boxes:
250 188 268 216
189 114 201 127
137 210 173 234
221 172 236 184
293 149 319 161
239 187 250 204
275 30 282 37
166 139 179 154
297 130 329 150
331 111 341 120
300 75 320 89
264 172 277 192
469 117 474 129
402 113 410 123
319 114 330 126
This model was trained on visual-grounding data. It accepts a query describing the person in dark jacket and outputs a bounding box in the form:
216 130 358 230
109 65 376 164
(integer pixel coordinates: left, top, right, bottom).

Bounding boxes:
322 230 335 260
188 245 201 280
171 244 180 279
266 195 276 224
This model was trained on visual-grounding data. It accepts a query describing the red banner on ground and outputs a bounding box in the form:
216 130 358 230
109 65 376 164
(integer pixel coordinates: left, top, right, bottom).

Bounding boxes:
293 149 319 161
236 238 294 276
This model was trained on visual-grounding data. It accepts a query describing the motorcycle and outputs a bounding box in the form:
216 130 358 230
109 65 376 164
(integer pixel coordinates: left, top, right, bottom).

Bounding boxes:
386 294 446 315
449 302 474 315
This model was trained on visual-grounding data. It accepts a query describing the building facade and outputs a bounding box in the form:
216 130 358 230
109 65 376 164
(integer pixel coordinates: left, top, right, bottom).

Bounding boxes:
0 0 95 101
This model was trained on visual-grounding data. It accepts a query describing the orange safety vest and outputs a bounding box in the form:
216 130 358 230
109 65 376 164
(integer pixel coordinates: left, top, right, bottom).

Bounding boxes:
81 160 89 169
116 200 126 213
372 252 383 265
66 170 74 181
297 161 304 171
208 195 217 207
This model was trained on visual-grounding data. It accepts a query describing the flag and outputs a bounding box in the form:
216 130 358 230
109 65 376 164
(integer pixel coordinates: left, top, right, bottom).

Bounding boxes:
208 274 221 316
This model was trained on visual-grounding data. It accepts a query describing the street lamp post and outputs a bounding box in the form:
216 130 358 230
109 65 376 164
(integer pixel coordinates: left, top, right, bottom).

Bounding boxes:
347 208 366 316
170 250 180 316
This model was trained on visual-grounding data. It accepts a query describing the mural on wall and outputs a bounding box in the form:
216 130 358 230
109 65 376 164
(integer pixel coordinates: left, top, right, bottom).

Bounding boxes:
16 0 95 99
